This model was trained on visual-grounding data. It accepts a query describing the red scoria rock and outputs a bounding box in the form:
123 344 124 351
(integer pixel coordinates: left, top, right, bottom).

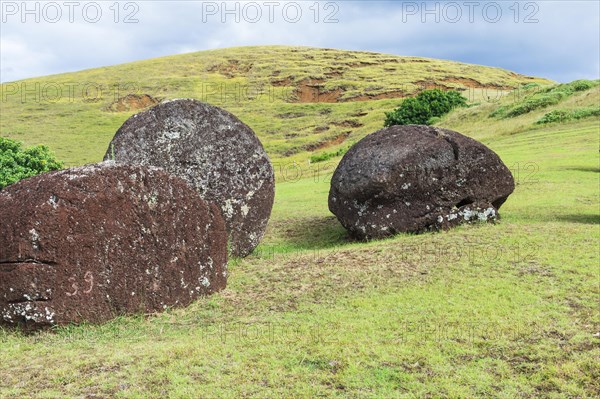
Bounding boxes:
0 162 227 328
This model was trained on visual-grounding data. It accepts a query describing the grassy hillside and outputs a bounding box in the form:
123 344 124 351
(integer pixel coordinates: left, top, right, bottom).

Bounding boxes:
0 45 550 168
1 47 598 399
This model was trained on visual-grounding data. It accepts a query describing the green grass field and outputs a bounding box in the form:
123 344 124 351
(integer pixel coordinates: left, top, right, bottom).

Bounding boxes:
0 47 598 399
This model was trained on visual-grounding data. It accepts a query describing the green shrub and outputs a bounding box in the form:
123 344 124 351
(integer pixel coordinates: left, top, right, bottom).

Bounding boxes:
384 89 467 127
521 82 540 90
571 107 600 119
309 146 349 163
505 92 567 117
0 137 64 189
426 116 442 125
568 79 598 92
536 107 600 124
494 79 599 119
489 105 508 118
535 110 570 124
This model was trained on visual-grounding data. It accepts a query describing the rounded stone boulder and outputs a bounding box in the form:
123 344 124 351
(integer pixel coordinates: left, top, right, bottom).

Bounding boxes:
103 99 275 257
0 162 227 328
328 125 515 239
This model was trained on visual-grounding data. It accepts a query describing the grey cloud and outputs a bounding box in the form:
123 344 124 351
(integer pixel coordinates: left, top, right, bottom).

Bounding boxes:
1 1 598 83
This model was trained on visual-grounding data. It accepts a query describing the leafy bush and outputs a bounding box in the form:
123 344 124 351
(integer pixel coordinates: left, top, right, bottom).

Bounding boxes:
495 80 599 119
571 107 600 119
521 82 540 90
505 92 567 117
310 146 349 163
426 116 442 125
384 89 467 127
568 79 598 92
0 137 63 189
535 110 570 124
536 107 600 124
489 105 508 118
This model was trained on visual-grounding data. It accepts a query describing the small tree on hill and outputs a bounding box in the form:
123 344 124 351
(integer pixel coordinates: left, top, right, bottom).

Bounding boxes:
384 89 467 127
0 137 64 189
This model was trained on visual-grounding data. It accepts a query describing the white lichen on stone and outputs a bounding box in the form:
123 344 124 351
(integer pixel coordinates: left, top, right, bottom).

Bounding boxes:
353 199 369 217
48 195 59 209
147 192 158 207
29 228 40 250
241 204 249 217
222 199 235 219
2 303 55 324
163 131 181 140
459 207 496 221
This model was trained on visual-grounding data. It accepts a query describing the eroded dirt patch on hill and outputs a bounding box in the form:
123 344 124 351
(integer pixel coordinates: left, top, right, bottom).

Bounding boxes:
331 120 363 128
289 78 409 104
414 80 455 92
271 76 294 87
343 90 408 102
441 76 514 90
206 60 254 78
293 78 344 103
105 94 159 112
305 131 352 152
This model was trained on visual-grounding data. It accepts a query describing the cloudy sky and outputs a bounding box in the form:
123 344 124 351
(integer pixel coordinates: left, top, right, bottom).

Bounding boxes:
1 1 598 83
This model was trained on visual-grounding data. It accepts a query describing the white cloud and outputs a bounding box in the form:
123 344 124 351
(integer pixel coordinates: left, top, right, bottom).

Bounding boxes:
0 1 598 83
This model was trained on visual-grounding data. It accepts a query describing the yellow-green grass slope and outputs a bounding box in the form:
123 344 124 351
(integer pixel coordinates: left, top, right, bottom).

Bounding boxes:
1 47 598 398
0 45 550 169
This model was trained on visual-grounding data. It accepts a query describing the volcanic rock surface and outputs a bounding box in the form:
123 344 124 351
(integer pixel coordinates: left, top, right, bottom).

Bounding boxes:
328 125 515 239
0 162 227 328
104 99 275 257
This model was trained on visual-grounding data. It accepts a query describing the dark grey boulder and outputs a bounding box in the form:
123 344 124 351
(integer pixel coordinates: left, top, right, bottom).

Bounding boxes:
328 125 515 239
104 99 275 257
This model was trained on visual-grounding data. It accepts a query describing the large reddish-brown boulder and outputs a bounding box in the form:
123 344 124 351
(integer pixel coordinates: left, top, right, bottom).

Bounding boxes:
103 99 275 257
0 162 227 328
328 125 515 239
